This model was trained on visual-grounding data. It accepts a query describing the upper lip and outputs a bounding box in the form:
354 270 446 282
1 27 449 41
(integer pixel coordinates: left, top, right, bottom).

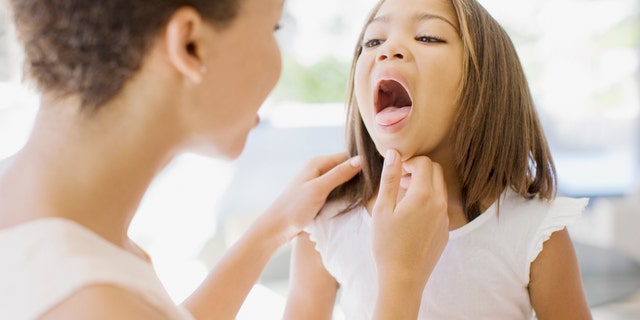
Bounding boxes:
373 74 413 114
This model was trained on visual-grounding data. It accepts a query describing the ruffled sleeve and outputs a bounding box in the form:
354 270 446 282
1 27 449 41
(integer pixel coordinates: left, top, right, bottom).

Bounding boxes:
303 216 326 256
526 196 589 264
303 200 348 256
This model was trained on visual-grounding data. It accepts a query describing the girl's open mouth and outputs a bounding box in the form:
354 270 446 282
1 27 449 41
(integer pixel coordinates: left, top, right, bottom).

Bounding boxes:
374 79 413 127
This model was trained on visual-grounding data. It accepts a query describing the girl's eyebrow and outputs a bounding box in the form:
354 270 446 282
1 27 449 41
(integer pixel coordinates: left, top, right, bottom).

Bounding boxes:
414 13 459 32
369 12 459 33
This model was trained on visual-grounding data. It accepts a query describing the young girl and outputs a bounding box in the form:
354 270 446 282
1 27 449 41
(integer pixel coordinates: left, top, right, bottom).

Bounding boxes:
284 0 592 319
0 0 450 319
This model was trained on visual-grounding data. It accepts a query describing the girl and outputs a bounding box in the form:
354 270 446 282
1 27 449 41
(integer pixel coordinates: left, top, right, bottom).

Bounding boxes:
284 0 592 319
0 0 450 319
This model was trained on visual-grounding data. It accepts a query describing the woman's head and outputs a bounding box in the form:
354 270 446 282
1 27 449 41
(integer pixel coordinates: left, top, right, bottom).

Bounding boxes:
336 0 556 220
9 0 239 109
9 0 284 159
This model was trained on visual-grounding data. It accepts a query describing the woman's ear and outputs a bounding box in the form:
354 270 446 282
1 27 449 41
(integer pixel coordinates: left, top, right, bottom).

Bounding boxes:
165 7 209 84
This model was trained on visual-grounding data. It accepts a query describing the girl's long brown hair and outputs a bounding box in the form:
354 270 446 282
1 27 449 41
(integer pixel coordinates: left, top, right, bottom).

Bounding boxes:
329 0 556 221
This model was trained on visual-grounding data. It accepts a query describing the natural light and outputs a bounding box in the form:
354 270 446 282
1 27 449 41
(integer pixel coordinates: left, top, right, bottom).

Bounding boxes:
0 0 638 318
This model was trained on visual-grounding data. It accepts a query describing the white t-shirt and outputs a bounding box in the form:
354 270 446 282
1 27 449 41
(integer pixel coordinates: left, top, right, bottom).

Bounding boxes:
306 190 588 319
0 218 195 320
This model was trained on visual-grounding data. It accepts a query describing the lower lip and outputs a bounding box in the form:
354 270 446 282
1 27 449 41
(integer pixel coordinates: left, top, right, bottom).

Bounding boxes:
254 116 260 128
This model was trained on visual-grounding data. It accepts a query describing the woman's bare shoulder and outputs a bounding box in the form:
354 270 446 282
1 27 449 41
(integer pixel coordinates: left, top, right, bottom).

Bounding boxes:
40 284 171 320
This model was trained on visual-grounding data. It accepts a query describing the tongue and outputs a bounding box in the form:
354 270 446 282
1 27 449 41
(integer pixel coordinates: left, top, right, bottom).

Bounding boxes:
376 106 411 126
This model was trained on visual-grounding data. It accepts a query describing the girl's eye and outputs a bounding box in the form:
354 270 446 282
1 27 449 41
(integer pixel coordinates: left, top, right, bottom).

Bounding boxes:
362 39 384 48
416 35 445 43
274 23 282 32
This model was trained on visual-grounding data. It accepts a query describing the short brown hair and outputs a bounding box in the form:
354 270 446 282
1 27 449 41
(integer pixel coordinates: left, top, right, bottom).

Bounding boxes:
9 0 243 110
330 0 556 221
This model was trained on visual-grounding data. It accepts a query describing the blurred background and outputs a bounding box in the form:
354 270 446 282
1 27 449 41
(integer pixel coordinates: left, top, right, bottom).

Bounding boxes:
0 0 639 318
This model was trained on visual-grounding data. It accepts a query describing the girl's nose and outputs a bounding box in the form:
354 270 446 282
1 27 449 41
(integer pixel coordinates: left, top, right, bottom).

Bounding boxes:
378 52 404 61
377 41 408 61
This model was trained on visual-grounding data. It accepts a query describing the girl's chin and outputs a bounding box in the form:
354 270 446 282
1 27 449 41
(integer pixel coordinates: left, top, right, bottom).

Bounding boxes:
375 145 414 161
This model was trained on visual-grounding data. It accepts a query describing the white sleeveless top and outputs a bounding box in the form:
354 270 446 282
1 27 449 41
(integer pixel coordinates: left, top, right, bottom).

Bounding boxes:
0 218 194 320
306 190 588 319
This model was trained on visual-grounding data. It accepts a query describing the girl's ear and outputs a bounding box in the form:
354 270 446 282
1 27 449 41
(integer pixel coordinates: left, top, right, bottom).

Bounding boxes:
165 7 209 84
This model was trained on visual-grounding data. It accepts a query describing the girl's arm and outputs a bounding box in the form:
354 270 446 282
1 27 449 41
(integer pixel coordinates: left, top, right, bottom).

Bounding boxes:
529 228 592 320
371 151 450 319
182 153 362 320
283 232 339 320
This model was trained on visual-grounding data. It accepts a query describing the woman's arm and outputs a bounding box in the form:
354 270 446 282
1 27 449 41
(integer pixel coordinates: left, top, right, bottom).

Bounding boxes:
184 151 450 320
182 153 361 320
529 228 592 320
182 213 286 320
283 232 339 320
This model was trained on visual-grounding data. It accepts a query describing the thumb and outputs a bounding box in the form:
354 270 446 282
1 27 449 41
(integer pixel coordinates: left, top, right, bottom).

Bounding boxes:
372 149 402 218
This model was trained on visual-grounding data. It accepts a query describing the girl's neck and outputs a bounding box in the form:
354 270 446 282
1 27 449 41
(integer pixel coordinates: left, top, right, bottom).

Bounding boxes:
430 144 468 230
0 96 184 255
364 164 468 231
440 170 468 231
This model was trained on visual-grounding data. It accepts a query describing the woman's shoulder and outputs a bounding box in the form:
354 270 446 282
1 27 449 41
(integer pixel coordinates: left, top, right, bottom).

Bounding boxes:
0 218 191 320
0 156 10 175
39 284 173 320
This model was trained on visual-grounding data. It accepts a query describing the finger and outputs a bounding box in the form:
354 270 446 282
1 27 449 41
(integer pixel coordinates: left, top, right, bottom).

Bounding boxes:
401 156 434 199
372 149 402 217
313 153 351 176
312 155 363 194
299 153 350 181
399 174 412 190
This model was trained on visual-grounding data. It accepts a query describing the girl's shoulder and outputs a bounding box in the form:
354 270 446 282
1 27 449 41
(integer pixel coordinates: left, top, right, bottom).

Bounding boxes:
499 190 589 263
305 199 367 253
500 189 589 220
316 198 362 221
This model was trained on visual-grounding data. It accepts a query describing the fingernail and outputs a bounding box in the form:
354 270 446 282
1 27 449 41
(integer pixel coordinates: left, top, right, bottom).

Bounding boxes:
385 149 397 167
349 156 362 167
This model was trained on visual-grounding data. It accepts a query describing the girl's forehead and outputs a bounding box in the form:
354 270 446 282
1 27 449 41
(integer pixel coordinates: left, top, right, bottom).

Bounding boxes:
373 0 458 28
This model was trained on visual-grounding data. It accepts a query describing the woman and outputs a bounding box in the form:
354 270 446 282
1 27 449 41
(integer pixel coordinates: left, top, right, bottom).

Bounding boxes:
0 0 449 319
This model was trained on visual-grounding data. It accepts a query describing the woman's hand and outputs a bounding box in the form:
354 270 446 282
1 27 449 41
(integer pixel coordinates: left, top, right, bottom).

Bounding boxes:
184 153 360 320
371 149 449 319
263 153 362 244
